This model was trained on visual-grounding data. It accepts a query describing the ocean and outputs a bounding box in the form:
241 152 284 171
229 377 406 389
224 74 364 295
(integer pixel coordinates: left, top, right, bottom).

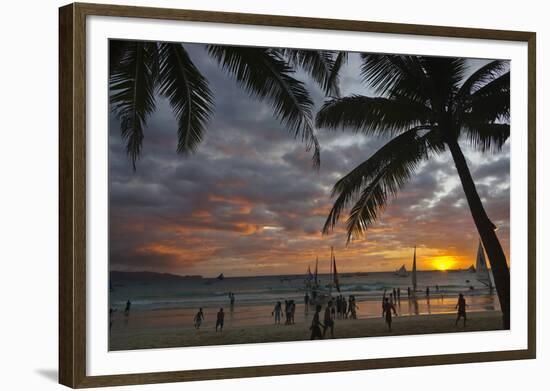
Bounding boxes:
109 270 500 333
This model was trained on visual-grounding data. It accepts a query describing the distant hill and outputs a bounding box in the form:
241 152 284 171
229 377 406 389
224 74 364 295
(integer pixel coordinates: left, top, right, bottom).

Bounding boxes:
110 271 202 283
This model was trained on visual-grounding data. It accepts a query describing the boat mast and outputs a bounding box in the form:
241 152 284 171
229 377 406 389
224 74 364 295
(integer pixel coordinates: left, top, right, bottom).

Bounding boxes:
412 246 417 296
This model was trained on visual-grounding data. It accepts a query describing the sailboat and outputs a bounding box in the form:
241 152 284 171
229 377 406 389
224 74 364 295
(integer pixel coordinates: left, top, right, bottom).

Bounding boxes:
475 241 493 289
411 246 417 296
395 264 408 277
329 246 341 293
216 273 224 281
305 248 340 306
466 264 476 273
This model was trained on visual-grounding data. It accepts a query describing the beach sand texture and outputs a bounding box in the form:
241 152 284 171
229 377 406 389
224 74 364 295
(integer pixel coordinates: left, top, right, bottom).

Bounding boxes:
110 311 503 351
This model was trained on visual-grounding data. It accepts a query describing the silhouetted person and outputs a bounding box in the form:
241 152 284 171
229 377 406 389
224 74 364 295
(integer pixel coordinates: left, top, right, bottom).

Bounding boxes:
272 301 282 324
109 307 117 330
124 300 131 316
194 308 204 329
323 301 335 338
348 295 358 319
382 297 397 331
230 293 235 310
426 286 430 297
284 300 292 325
215 308 225 332
310 305 323 340
397 288 401 301
407 287 411 299
290 300 296 324
304 293 310 308
455 293 468 327
342 296 348 319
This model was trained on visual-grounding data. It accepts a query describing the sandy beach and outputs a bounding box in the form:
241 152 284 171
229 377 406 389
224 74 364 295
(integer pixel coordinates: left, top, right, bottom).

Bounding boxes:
110 311 503 351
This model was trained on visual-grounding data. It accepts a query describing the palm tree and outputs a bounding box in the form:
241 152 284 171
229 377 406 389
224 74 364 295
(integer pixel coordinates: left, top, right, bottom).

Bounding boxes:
316 55 511 328
109 41 341 169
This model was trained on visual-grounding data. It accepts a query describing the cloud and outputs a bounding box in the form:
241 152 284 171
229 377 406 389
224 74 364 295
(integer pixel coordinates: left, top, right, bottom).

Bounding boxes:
108 43 510 276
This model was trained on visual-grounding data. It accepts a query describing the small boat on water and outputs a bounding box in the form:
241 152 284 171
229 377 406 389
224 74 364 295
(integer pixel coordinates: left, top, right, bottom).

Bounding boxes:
395 264 408 277
216 273 224 281
466 264 476 273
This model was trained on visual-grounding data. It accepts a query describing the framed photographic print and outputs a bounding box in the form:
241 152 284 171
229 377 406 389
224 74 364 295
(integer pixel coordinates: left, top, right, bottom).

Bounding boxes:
59 2 536 388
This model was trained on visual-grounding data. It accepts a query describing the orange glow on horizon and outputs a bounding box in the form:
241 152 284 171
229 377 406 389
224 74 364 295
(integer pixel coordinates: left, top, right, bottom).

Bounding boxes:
431 255 458 271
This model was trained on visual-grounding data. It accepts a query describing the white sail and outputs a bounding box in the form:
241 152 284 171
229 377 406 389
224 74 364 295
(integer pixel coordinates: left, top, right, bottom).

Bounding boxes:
475 241 492 288
412 246 417 294
396 264 408 277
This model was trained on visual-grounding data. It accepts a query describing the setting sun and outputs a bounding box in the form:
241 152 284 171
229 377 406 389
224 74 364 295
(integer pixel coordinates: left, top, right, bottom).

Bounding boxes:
432 256 457 271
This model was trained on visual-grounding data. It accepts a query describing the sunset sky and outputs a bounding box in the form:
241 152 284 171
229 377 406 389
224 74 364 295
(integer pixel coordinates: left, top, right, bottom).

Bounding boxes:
109 44 510 277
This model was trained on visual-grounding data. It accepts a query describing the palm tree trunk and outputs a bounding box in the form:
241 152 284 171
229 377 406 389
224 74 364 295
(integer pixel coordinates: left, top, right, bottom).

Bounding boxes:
446 137 510 329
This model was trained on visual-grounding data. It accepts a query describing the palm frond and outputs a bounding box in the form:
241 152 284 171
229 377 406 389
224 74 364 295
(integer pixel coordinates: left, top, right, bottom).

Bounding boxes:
207 45 320 167
461 121 510 152
457 60 509 98
323 127 439 238
467 71 510 123
158 43 214 156
316 95 432 136
420 57 467 110
326 51 348 98
360 54 431 103
109 41 158 169
283 49 339 96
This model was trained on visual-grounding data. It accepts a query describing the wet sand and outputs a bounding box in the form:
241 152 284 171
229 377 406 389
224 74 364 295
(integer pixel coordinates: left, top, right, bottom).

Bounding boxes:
110 311 504 351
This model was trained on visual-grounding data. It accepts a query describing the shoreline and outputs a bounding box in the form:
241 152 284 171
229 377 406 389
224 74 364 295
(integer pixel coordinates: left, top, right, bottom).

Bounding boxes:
110 311 504 351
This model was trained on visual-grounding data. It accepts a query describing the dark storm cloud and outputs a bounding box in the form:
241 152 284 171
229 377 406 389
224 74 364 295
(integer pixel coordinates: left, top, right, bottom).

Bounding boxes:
108 43 510 276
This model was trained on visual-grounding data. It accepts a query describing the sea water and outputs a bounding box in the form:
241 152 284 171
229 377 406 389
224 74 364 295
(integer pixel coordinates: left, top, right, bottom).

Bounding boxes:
109 271 500 332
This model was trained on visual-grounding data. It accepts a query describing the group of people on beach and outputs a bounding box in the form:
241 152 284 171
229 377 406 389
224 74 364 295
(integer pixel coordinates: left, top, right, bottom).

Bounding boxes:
116 286 470 338
272 300 297 325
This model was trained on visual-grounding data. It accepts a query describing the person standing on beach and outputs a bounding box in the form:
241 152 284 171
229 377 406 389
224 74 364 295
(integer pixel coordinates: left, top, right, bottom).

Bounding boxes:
323 301 335 338
382 297 397 331
124 300 131 316
407 287 411 299
194 308 205 329
290 300 296 324
349 296 358 319
342 296 348 319
455 293 468 327
109 307 117 330
284 300 292 325
397 288 401 302
273 301 282 324
230 293 235 310
426 286 430 297
310 305 324 340
304 293 310 313
215 308 224 332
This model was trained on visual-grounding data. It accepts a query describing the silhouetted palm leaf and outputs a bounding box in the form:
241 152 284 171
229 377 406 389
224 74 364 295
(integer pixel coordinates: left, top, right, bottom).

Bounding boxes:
109 42 158 168
158 43 214 155
457 60 509 98
467 71 510 123
316 95 433 136
322 127 441 240
282 49 340 96
207 45 320 167
326 52 348 98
